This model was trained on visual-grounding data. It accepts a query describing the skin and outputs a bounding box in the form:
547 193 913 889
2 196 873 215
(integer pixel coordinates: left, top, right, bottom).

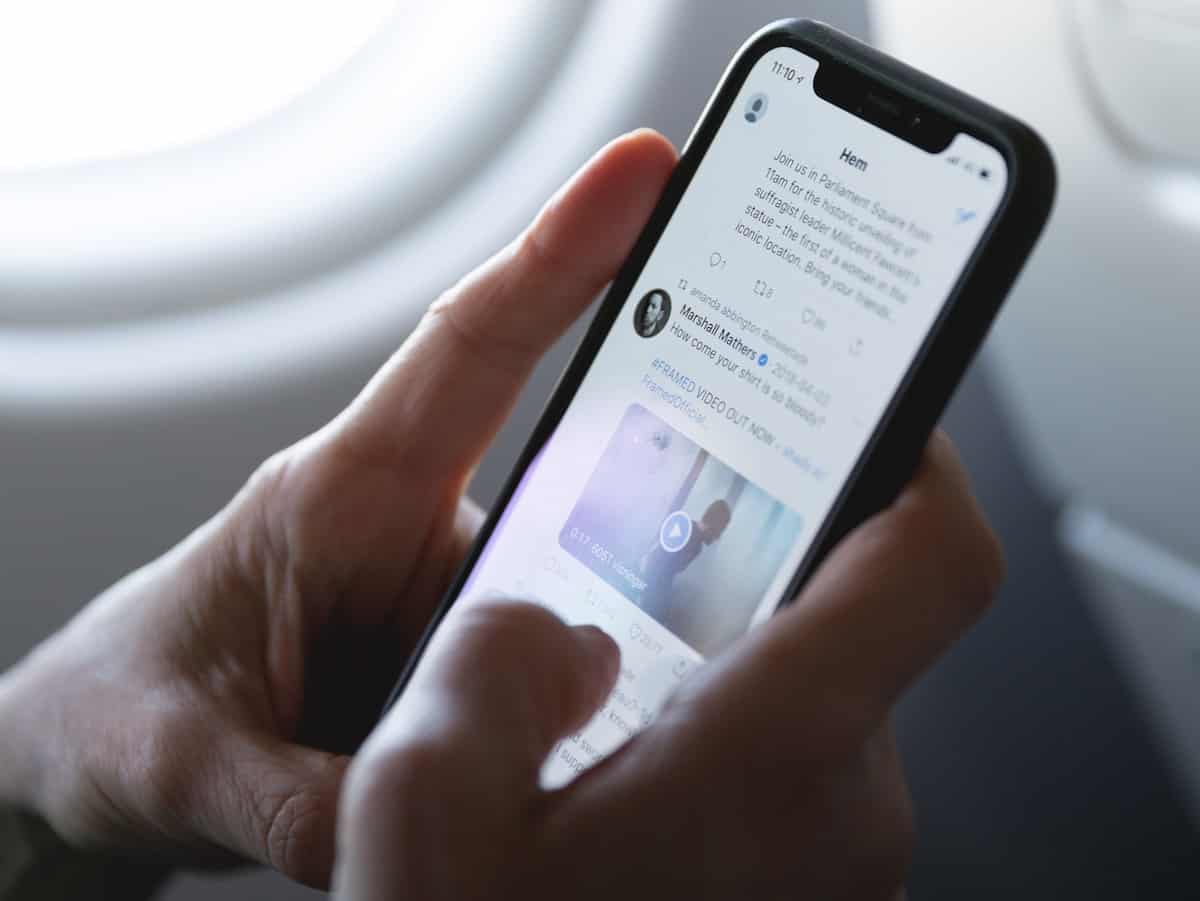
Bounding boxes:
0 130 1003 898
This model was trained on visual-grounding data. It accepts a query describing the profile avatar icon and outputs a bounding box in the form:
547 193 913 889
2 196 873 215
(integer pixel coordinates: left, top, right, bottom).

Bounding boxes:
744 92 769 123
633 288 672 339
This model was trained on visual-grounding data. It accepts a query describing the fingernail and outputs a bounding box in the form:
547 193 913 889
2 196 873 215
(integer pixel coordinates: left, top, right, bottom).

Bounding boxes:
571 624 620 692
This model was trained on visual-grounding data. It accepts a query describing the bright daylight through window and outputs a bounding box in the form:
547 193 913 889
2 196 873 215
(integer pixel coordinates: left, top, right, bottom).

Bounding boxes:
0 0 396 171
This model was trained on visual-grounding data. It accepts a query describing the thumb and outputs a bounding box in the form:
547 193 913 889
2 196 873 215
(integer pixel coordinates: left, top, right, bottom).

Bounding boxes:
335 602 619 899
204 733 349 888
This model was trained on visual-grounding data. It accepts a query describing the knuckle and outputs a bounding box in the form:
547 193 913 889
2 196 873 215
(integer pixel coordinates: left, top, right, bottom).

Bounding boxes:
224 448 298 589
515 215 568 285
245 448 292 501
423 262 539 380
234 434 378 605
237 448 304 547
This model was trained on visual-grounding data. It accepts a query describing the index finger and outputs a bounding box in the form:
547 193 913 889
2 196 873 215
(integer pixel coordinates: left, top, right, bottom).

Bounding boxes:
336 129 678 480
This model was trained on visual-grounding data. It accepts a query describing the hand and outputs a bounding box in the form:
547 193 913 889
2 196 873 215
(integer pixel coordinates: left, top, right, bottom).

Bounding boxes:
334 433 1003 900
0 130 679 888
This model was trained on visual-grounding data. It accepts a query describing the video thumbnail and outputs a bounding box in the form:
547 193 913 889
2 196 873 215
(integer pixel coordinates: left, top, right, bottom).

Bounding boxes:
559 403 803 657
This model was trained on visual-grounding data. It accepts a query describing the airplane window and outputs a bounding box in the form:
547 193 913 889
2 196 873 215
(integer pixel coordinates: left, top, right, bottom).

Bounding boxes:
0 0 587 324
0 0 679 407
0 0 396 171
1072 0 1200 167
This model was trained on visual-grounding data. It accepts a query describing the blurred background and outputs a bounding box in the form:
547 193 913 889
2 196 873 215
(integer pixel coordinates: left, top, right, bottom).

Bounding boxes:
1 1 1197 897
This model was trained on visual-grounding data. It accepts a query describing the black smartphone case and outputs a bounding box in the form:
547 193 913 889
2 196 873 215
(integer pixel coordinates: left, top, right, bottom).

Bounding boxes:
381 19 1056 715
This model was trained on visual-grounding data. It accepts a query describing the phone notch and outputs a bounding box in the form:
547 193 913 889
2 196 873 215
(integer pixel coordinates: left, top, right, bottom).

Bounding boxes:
813 60 954 153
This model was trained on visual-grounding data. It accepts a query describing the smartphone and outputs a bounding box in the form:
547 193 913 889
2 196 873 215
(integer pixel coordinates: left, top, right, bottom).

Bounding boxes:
382 20 1055 786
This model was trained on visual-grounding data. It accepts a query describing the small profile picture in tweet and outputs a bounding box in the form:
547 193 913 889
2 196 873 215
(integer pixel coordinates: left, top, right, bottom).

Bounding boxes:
559 403 802 657
632 288 671 339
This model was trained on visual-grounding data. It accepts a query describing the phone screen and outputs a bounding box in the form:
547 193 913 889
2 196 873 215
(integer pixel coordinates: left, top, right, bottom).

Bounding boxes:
455 46 1008 786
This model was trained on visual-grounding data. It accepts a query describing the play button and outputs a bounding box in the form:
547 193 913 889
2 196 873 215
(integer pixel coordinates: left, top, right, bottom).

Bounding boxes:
659 511 693 553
